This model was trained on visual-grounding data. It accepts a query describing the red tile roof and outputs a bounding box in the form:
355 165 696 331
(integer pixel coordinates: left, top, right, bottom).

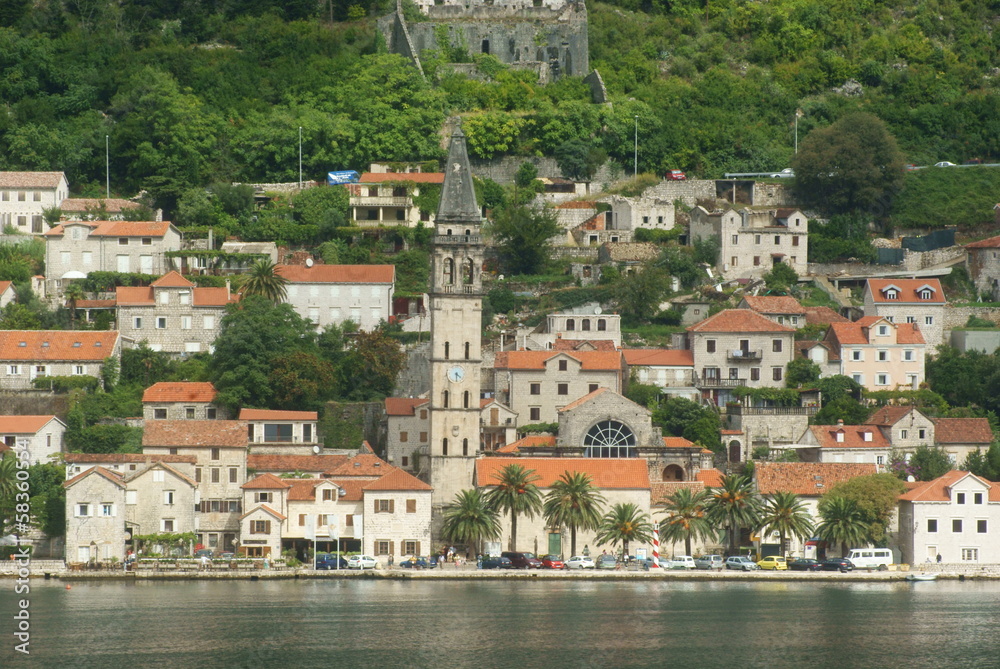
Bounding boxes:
325 454 395 477
242 473 292 490
805 425 891 450
0 171 66 188
493 350 624 371
475 457 651 489
240 504 286 521
865 406 921 427
142 420 248 448
551 339 618 352
247 454 349 473
899 470 1000 502
239 409 317 421
275 264 395 284
0 281 13 296
866 278 945 304
0 330 119 361
826 318 925 346
151 271 194 287
114 286 154 305
63 466 126 489
59 198 140 213
322 478 367 501
286 479 326 501
115 283 236 307
75 299 116 309
362 467 432 492
741 296 806 315
662 436 697 449
696 468 725 487
804 306 849 325
384 398 429 416
358 172 445 184
558 388 609 412
46 220 173 237
64 453 197 465
0 415 59 434
686 309 796 333
496 435 556 453
932 417 992 445
965 235 1000 249
142 382 218 404
622 349 694 366
756 462 879 495
650 481 708 505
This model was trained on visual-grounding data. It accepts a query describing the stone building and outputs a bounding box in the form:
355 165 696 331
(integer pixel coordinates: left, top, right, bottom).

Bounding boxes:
513 303 621 350
116 272 238 355
64 453 197 480
601 194 675 232
0 330 121 391
124 462 199 546
688 206 808 280
348 172 444 228
794 421 892 465
862 278 946 349
240 409 319 455
622 349 696 400
0 171 69 234
0 415 66 466
142 381 225 421
275 263 395 332
59 198 142 221
738 295 807 328
965 235 1000 302
822 316 926 391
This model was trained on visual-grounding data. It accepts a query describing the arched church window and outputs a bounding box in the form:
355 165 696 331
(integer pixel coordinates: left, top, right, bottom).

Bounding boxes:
462 258 473 285
583 420 637 458
443 258 454 285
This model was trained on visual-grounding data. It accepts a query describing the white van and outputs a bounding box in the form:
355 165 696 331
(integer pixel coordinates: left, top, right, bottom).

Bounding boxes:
847 548 895 570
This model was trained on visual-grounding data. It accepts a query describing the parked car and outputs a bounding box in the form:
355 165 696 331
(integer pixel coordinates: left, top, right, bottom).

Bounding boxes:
670 556 697 570
725 556 760 571
757 556 788 571
964 158 983 165
194 548 214 558
348 555 379 569
665 169 687 181
540 554 565 569
904 163 919 171
596 554 618 570
501 551 542 569
694 555 724 570
787 558 823 572
315 553 348 570
399 557 430 569
769 168 795 178
820 558 855 572
934 161 956 167
220 552 235 560
480 556 514 570
565 555 596 570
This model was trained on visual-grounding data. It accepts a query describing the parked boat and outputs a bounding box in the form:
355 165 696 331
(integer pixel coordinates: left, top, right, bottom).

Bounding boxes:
905 573 938 582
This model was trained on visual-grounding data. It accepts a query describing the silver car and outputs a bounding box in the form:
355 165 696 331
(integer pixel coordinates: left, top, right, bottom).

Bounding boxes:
725 556 760 571
695 554 724 570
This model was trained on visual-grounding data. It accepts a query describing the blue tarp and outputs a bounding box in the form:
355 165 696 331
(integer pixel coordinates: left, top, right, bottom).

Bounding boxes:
327 170 360 185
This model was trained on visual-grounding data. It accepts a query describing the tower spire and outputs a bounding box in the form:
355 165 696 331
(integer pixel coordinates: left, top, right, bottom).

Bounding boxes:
436 124 480 224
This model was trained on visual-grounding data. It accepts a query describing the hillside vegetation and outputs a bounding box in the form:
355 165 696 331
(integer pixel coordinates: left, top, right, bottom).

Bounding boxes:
0 0 997 218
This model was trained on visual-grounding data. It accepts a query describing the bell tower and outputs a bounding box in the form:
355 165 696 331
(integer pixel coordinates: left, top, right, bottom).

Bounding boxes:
428 125 484 511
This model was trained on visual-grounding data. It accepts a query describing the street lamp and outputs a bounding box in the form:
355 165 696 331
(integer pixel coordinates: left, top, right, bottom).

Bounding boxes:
634 115 639 177
298 126 303 188
105 135 110 199
794 109 804 154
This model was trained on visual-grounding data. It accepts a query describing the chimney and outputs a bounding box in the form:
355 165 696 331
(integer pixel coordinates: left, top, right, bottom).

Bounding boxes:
837 419 844 427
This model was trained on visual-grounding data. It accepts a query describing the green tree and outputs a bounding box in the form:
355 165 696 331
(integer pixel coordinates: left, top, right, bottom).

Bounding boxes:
823 473 907 546
791 112 905 215
659 487 714 557
812 396 871 425
486 203 560 276
595 502 653 558
908 445 952 482
241 258 288 304
0 303 41 330
758 492 814 556
484 464 543 552
652 396 722 452
337 325 407 400
554 138 607 182
762 262 798 295
613 264 670 325
63 282 85 328
707 474 761 555
786 358 821 388
0 453 17 536
816 496 867 558
441 489 502 555
267 351 337 411
542 471 606 557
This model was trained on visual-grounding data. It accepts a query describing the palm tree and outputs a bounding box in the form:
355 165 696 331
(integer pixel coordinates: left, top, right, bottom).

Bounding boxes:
241 258 288 303
484 464 543 551
542 471 606 557
0 453 19 536
759 491 814 557
64 282 85 328
441 489 502 556
707 474 761 555
659 487 715 557
595 503 653 558
816 496 867 557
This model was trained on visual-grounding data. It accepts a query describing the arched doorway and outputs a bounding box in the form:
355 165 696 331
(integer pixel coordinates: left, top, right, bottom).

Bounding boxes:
728 440 742 463
661 465 684 481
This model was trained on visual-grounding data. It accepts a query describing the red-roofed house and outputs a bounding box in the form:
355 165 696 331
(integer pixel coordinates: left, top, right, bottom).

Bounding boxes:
685 309 796 405
738 295 807 327
823 316 925 391
116 271 238 355
689 206 808 280
0 171 68 234
240 409 318 455
0 280 15 309
931 417 993 465
348 172 445 228
43 220 181 296
898 470 1000 564
476 457 652 555
59 198 142 221
795 421 892 465
622 348 696 400
864 406 936 451
0 330 121 390
274 264 394 331
863 278 946 347
0 415 66 465
142 381 224 421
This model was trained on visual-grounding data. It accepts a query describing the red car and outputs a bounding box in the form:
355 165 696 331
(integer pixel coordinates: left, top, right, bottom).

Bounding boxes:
665 169 686 181
541 554 565 569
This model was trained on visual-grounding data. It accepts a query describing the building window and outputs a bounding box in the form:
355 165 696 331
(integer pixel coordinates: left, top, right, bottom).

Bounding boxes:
164 491 174 505
442 438 448 455
707 340 716 353
852 374 864 385
731 257 738 267
878 325 888 336
211 468 220 483
962 548 979 561
251 520 271 534
76 504 90 517
927 519 937 533
772 340 782 353
133 317 143 329
566 319 575 331
925 316 934 325
255 492 272 503
957 493 965 504
792 236 799 247
900 429 908 440
558 360 567 371
975 492 983 504
753 256 760 266
978 520 988 533
152 470 165 482
876 373 889 386
750 368 760 381
852 350 862 362
184 407 195 419
583 420 637 458
161 519 175 532
878 350 888 362
918 429 926 440
919 289 933 299
400 431 408 443
100 503 114 517
375 540 391 556
557 383 568 395
530 383 540 395
401 456 409 467
403 540 418 555
181 316 192 330
206 407 217 420
195 468 202 483
772 367 782 382
589 383 599 393
530 408 541 421
211 448 220 460
903 349 914 361
119 237 128 246
755 235 761 245
952 519 963 533
731 235 738 244
876 455 885 465
419 431 427 442
229 468 238 483
376 499 394 513
774 236 780 245
156 317 167 329
906 316 916 323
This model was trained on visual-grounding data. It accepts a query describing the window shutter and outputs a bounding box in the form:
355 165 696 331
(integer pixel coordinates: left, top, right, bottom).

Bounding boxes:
390 541 394 556
264 520 271 534
406 499 416 513
346 514 353 527
389 499 395 513
299 514 305 527
416 541 421 556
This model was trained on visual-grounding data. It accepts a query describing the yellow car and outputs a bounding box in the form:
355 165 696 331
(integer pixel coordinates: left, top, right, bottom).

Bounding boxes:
757 556 788 571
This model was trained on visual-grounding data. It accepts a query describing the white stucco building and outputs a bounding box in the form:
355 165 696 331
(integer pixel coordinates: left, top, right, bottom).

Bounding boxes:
275 264 395 331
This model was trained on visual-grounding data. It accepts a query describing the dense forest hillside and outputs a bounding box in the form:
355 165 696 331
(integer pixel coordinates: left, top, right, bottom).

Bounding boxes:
1 0 998 214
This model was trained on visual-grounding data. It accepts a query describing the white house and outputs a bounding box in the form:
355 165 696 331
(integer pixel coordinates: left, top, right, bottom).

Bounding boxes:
0 330 121 390
275 263 395 331
0 415 66 465
0 171 69 234
0 281 15 308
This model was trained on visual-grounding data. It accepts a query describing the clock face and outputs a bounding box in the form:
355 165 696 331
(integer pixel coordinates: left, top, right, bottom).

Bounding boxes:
447 366 465 383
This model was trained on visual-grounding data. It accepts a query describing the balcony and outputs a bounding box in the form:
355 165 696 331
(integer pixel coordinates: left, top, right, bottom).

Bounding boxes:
349 196 411 207
726 405 819 416
436 284 480 295
434 235 481 245
695 376 746 388
726 349 762 362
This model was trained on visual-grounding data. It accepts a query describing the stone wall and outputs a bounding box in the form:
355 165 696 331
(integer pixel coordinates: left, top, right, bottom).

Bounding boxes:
0 391 72 418
645 180 716 207
949 329 1000 354
808 246 965 277
395 341 432 398
941 305 1000 330
725 412 810 446
751 182 794 206
469 155 616 186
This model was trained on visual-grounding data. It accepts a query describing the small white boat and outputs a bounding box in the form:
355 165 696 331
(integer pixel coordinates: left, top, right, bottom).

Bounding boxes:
905 573 938 582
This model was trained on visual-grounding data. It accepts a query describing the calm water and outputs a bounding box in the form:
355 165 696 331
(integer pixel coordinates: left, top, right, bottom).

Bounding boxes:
2 578 999 668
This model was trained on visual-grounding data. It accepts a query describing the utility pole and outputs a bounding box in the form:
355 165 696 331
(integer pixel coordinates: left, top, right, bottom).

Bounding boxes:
105 135 110 198
633 116 639 176
298 127 303 188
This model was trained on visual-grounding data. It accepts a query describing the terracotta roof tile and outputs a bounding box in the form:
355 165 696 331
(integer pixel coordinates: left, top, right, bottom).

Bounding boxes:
384 398 429 416
142 382 218 404
687 309 796 333
932 418 992 445
494 350 623 371
866 279 945 304
0 171 65 188
0 281 13 296
552 339 618 351
0 415 60 434
275 264 394 284
150 271 193 288
695 468 724 487
805 425 891 450
286 479 326 501
622 349 694 366
475 457 650 489
358 172 445 184
826 318 925 347
247 454 349 473
114 286 154 305
756 462 880 496
650 480 708 505
242 473 293 490
239 409 317 421
662 436 697 448
965 235 1000 249
240 504 286 521
193 287 239 307
741 296 806 315
558 388 609 412
899 470 1000 502
865 406 921 427
322 478 367 501
362 467 432 491
804 306 849 325
63 466 126 489
499 435 557 453
45 221 172 238
324 453 395 477
0 330 119 361
75 299 116 309
142 420 247 448
64 453 197 465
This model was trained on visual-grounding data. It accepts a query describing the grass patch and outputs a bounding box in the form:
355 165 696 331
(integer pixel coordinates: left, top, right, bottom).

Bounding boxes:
890 168 1000 229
